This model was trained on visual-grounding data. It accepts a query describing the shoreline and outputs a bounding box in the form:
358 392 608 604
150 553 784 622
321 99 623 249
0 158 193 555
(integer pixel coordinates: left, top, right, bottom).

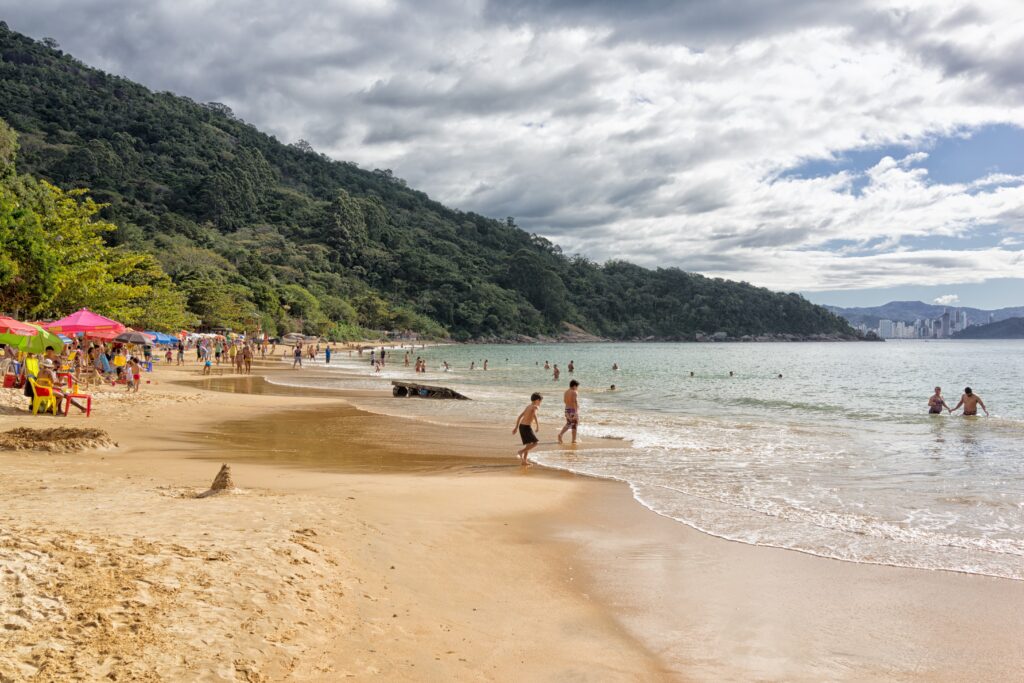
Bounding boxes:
212 366 1024 680
1 362 1022 679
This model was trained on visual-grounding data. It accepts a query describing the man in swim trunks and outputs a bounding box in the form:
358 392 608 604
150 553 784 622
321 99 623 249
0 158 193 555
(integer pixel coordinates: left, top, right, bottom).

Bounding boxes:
558 379 580 444
952 387 988 416
513 392 543 463
928 386 950 414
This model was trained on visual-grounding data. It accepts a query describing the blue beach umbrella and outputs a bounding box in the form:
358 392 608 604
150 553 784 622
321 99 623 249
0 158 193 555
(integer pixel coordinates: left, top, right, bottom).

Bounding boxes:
144 331 177 345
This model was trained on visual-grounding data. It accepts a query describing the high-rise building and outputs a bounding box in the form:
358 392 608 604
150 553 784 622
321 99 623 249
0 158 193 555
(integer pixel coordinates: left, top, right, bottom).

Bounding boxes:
879 319 895 338
941 310 951 338
959 309 968 331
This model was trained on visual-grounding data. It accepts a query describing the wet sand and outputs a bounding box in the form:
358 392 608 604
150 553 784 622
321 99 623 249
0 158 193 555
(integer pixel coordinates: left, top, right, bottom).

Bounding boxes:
2 361 1022 680
548 479 1024 681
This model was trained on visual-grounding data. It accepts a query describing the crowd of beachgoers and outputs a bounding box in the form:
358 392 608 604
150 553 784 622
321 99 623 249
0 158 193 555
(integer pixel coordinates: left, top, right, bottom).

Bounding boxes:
0 307 308 417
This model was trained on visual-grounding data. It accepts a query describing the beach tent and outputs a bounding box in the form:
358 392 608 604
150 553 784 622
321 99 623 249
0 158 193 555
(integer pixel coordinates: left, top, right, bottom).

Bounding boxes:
46 308 125 337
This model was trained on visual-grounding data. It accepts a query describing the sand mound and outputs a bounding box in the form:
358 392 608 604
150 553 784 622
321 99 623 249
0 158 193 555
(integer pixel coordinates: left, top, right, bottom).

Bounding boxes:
196 464 238 498
0 427 117 452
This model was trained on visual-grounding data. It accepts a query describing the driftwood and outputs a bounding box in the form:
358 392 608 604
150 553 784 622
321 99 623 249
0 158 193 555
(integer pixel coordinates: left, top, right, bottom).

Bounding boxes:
391 381 469 400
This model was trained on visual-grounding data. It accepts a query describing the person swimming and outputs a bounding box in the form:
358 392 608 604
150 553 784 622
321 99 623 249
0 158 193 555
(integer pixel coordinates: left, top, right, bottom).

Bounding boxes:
952 387 988 416
928 386 950 415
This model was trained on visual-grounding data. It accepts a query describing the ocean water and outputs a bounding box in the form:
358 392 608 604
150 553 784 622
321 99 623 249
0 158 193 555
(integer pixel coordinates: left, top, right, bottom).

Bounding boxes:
275 341 1024 580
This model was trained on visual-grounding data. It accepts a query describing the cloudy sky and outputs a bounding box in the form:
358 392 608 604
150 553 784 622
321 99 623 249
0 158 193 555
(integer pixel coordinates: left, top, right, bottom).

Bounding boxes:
4 0 1024 307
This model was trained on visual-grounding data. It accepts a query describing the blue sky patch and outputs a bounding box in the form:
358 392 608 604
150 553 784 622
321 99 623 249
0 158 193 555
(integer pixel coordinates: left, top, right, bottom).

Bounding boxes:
779 124 1024 190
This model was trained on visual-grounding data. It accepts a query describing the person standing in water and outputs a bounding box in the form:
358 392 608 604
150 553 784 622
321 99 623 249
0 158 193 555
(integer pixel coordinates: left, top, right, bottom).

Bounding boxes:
558 379 581 444
928 386 951 414
953 387 988 416
325 345 332 364
513 393 543 464
568 360 575 373
552 364 560 381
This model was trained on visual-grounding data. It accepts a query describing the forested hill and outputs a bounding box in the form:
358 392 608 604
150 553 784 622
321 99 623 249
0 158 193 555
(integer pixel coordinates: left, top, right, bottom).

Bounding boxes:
953 317 1024 340
0 23 855 340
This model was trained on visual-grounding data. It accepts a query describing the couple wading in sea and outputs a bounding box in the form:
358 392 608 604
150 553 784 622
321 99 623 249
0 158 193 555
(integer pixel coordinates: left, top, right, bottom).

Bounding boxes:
513 379 581 463
928 386 989 416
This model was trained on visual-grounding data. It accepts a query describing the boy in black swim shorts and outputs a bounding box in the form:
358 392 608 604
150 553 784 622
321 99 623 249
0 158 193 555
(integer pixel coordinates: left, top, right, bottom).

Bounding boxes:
513 392 543 464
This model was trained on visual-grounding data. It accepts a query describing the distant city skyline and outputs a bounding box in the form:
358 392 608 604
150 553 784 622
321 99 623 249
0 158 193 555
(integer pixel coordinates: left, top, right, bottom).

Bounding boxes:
1 2 1022 304
804 278 1024 310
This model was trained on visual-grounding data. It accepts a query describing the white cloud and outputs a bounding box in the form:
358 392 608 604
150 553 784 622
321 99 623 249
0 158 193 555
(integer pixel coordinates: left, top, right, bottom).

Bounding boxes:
2 0 1024 292
933 294 960 305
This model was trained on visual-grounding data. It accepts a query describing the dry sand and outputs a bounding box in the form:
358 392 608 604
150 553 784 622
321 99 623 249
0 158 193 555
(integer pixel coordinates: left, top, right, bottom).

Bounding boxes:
1 360 1022 681
1 365 662 681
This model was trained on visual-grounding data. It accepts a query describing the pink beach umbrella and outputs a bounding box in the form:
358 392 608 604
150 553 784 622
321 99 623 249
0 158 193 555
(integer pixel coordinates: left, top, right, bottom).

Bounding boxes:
45 308 126 337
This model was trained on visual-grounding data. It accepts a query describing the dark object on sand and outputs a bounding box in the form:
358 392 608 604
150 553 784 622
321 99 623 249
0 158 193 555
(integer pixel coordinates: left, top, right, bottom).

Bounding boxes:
197 463 235 498
392 381 469 400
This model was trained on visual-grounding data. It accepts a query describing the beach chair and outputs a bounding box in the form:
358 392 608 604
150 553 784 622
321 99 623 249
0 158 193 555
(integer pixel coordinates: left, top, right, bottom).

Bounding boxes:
98 353 115 379
29 378 58 415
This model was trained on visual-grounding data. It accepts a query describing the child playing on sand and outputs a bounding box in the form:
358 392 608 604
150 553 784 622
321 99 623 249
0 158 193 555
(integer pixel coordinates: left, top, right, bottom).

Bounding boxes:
202 357 212 376
513 393 543 464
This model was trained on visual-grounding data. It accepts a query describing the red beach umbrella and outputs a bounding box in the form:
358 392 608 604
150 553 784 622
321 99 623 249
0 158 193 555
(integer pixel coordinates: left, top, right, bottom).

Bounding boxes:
0 316 39 336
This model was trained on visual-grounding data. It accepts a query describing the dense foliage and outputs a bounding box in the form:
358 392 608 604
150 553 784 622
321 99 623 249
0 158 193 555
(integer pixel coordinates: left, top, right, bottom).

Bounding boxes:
0 23 855 339
0 119 193 328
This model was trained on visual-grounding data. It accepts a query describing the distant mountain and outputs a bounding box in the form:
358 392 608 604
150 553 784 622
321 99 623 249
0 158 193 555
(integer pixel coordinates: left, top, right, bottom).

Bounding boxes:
827 300 1024 328
953 317 1024 339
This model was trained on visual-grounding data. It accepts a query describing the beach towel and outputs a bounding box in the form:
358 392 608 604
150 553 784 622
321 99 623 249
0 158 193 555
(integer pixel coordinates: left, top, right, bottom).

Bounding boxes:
99 354 114 375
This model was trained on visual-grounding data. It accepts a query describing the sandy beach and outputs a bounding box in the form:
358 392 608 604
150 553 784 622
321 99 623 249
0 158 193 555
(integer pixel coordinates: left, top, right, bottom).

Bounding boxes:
1 360 1022 681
